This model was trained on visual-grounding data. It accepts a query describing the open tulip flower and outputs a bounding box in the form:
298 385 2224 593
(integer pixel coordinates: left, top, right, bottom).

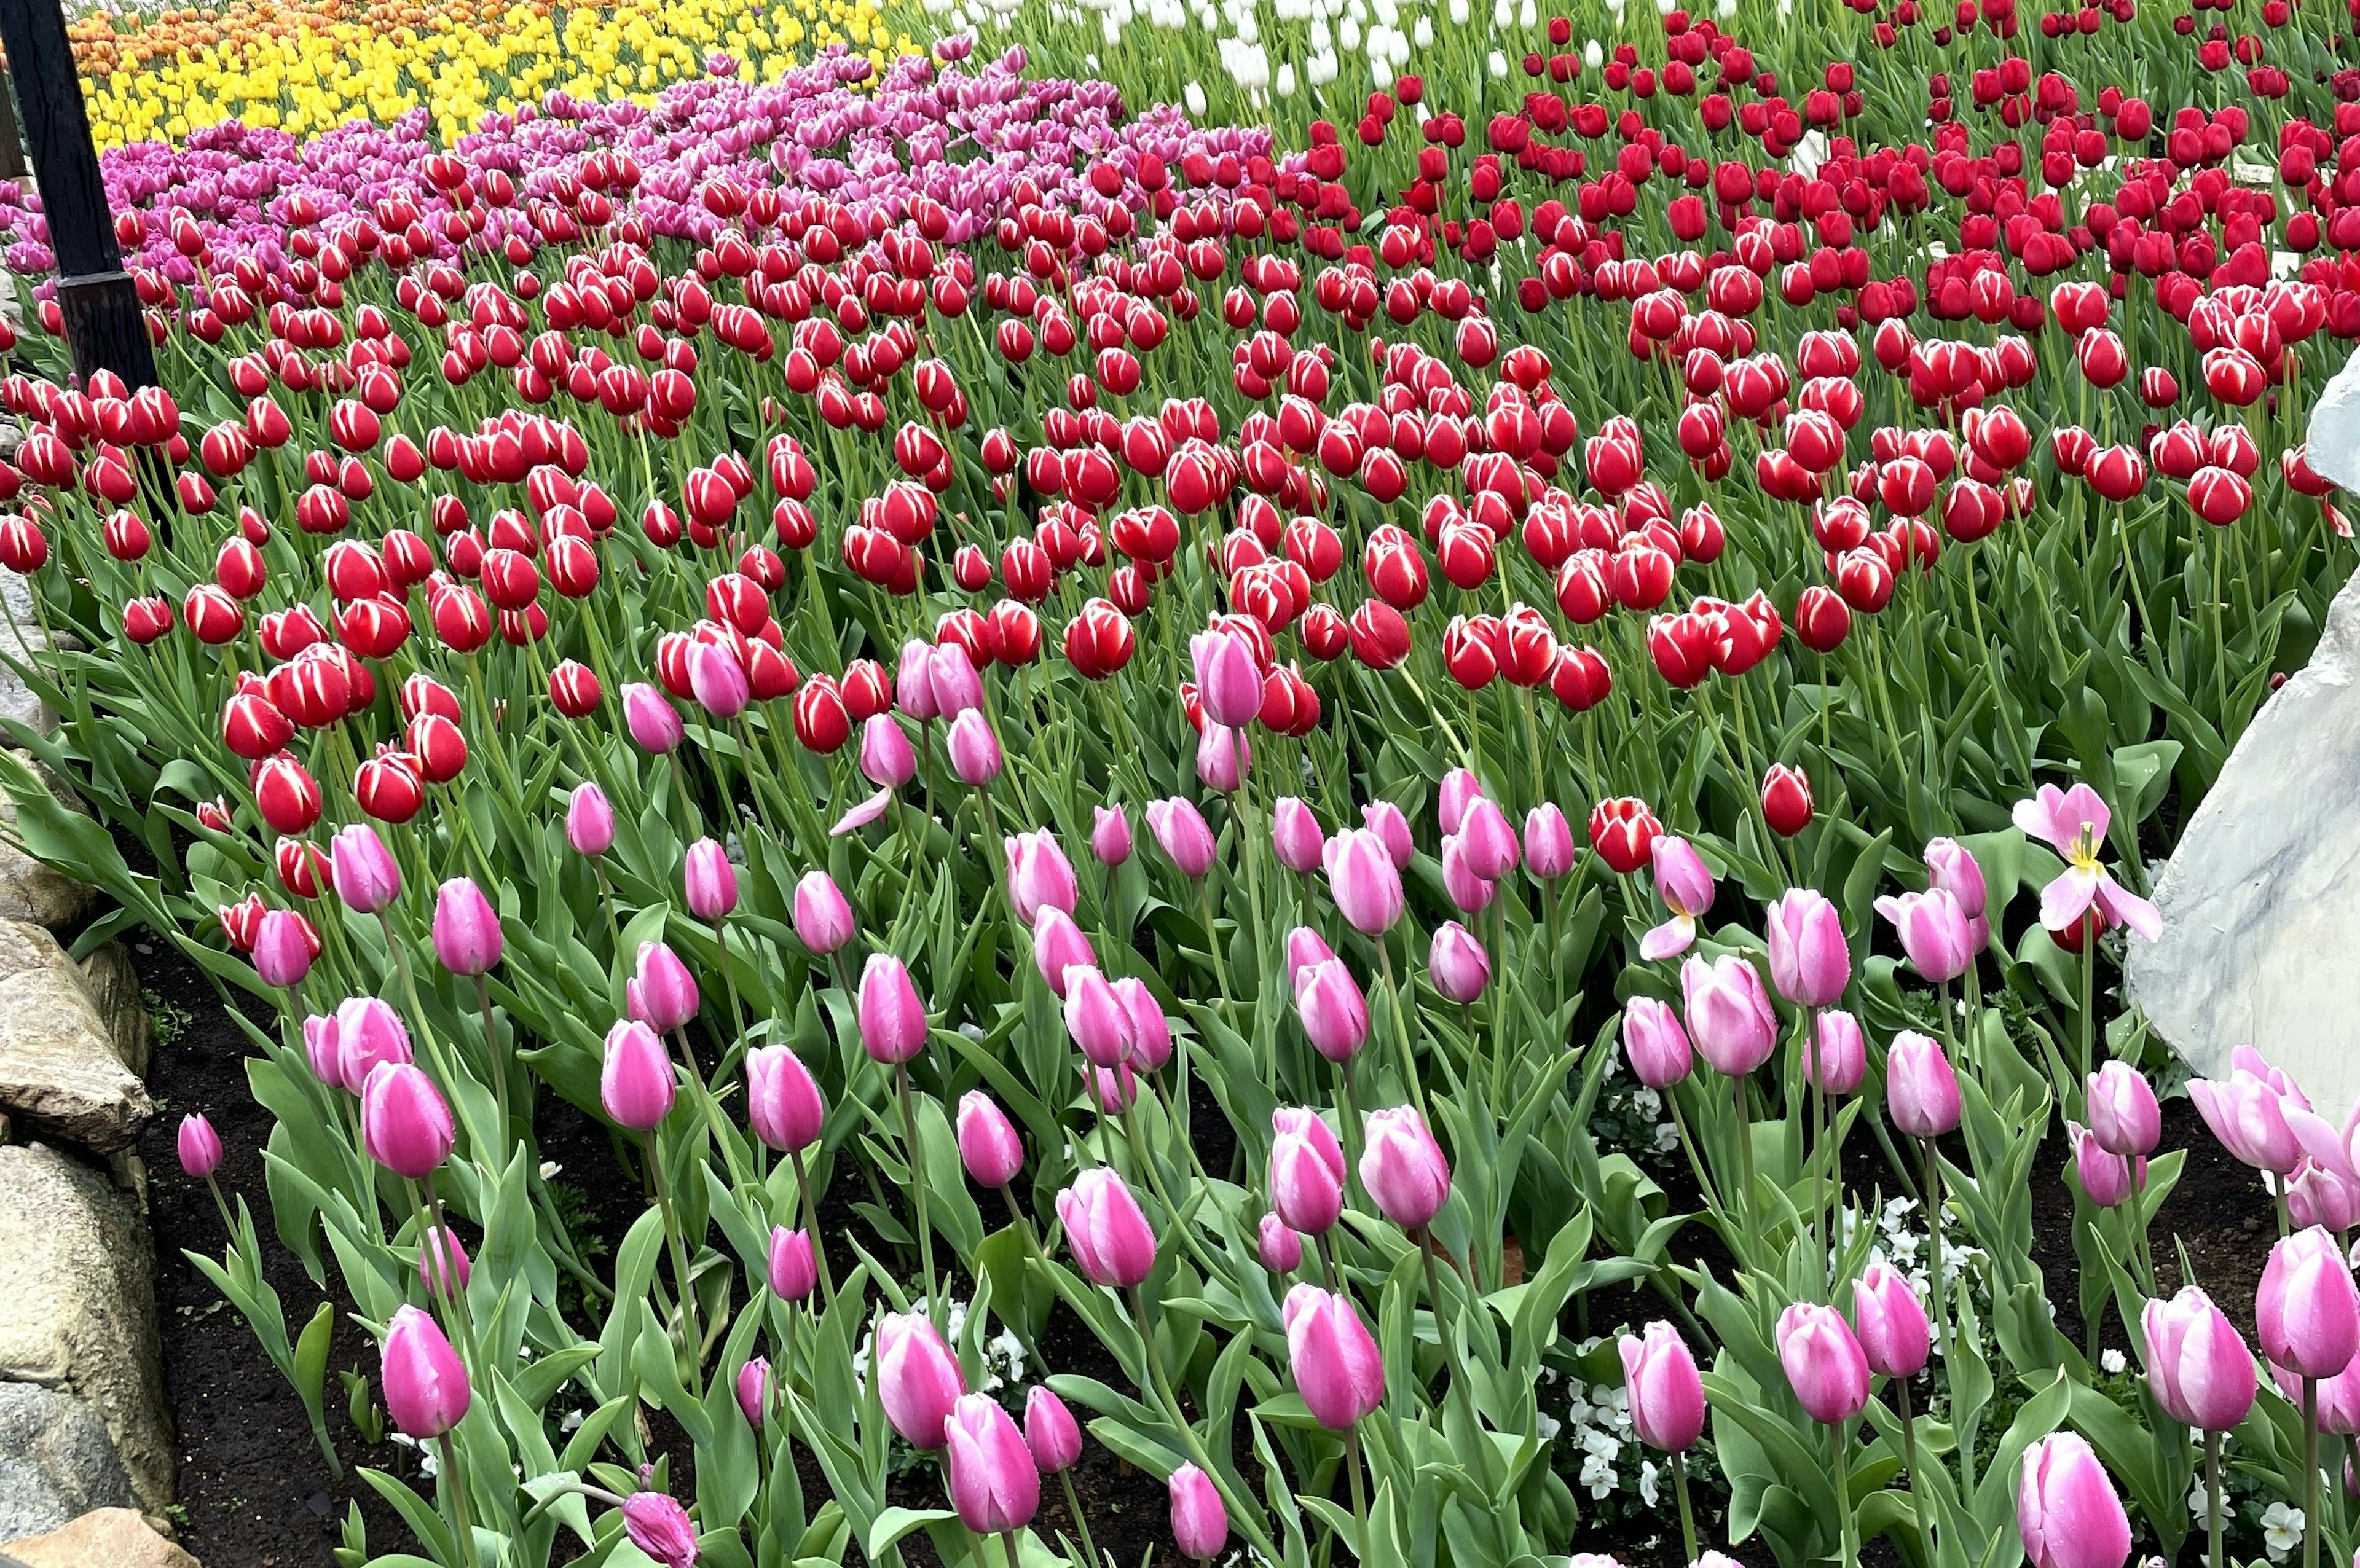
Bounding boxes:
16 7 2357 1566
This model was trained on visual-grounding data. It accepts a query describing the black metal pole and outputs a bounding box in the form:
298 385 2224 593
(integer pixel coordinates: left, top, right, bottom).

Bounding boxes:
0 0 154 390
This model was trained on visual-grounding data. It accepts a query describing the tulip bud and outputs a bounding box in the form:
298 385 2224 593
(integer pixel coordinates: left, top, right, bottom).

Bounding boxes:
1428 920 1491 1003
1886 1030 1962 1139
1851 1261 1930 1379
1363 801 1415 867
1058 1168 1157 1287
736 1358 771 1427
1146 798 1216 878
431 877 502 976
335 996 414 1091
329 822 401 913
876 1310 967 1448
1873 887 1976 984
1004 829 1080 926
2257 1226 2360 1379
1620 1321 1705 1451
1681 953 1777 1076
1270 1116 1345 1236
860 713 918 788
1776 1301 1872 1424
601 1019 676 1131
621 1492 699 1568
957 1091 1025 1187
623 681 686 753
792 870 856 954
2086 1061 2161 1158
767 1225 818 1301
361 1062 455 1178
1024 1386 1084 1473
945 1392 1041 1532
1112 978 1171 1070
857 954 928 1064
629 941 700 1034
2018 1433 2132 1568
1293 958 1369 1062
1283 1282 1386 1429
1524 802 1576 878
2069 1120 2142 1207
1621 996 1693 1088
567 781 615 855
683 837 739 921
1032 907 1098 997
1923 837 1988 920
1271 796 1326 874
177 1112 223 1178
418 1225 471 1298
2140 1286 2257 1432
1169 1464 1229 1562
946 709 1003 785
1092 804 1133 865
745 1044 825 1152
1761 763 1814 836
1323 827 1405 935
1438 767 1484 836
1806 1009 1868 1094
251 908 318 988
1765 888 1850 1008
1359 1105 1450 1229
1258 1212 1305 1272
381 1304 470 1440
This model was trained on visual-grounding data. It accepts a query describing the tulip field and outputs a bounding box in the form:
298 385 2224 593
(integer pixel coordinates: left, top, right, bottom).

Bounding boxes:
6 0 2360 1562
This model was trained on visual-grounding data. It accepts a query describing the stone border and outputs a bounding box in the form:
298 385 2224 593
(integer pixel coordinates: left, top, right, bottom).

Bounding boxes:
0 586 194 1564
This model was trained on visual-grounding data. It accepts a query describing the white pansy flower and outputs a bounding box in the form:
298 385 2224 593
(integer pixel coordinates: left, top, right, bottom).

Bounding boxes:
2261 1502 2304 1562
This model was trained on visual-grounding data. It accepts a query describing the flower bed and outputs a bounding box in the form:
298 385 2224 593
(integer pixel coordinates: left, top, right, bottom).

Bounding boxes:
2 4 2358 1566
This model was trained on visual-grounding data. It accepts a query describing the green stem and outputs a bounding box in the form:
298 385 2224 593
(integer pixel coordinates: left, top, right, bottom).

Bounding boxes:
791 1145 836 1306
1125 1287 1279 1562
898 1061 941 1328
2206 1429 2225 1568
1060 1469 1107 1568
645 1129 702 1371
1343 1419 1371 1553
1671 1448 1700 1568
437 1433 480 1568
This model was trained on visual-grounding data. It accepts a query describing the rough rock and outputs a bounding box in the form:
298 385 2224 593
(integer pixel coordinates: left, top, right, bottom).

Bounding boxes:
0 1508 199 1568
0 1145 171 1512
0 572 56 742
0 754 92 931
0 923 152 1153
0 1386 136 1543
74 945 150 1083
2311 347 2360 492
2128 563 2360 1118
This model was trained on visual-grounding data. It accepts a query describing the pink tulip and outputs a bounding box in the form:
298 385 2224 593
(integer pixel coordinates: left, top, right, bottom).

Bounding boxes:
1680 954 1777 1076
875 1311 966 1448
1619 1321 1705 1451
2257 1226 2360 1379
1294 958 1369 1062
567 781 615 855
1360 1106 1451 1229
1459 796 1522 880
621 1490 698 1568
1641 836 1714 961
2086 1062 2161 1158
1169 1464 1229 1561
381 1304 470 1440
2289 1161 2360 1233
361 1062 455 1178
690 640 750 719
895 638 941 721
1063 964 1135 1067
1271 796 1326 874
1283 1283 1386 1429
1776 1301 1872 1425
2068 1120 2142 1208
1092 804 1133 865
418 1225 470 1298
623 681 686 753
1622 997 1693 1089
2190 1069 2304 1175
302 1014 342 1084
1270 1119 1345 1236
177 1112 223 1178
335 996 414 1091
945 1393 1041 1532
2017 1433 2132 1568
1524 803 1576 879
1765 888 1851 1008
1191 627 1264 729
1873 887 1977 984
682 839 740 923
1324 827 1406 935
946 709 1003 786
736 1358 770 1427
1440 834 1496 914
1851 1261 1931 1379
1025 1386 1083 1473
792 870 855 954
1258 1212 1304 1272
1146 798 1217 878
927 642 985 717
1807 1009 1868 1094
601 1019 676 1131
957 1091 1025 1187
1438 767 1483 836
2281 1358 2360 1435
1031 906 1098 997
1428 921 1491 1003
1363 800 1416 868
768 1227 818 1301
859 713 916 788
1195 722 1249 793
1886 1030 1962 1139
629 941 700 1034
1058 1169 1157 1287
251 910 316 987
1112 979 1171 1070
330 822 401 913
431 877 503 975
1924 837 1989 920
1086 1062 1138 1112
1004 829 1079 925
2012 783 2161 943
1283 927 1336 987
2141 1286 2257 1432
745 1045 825 1153
857 954 928 1064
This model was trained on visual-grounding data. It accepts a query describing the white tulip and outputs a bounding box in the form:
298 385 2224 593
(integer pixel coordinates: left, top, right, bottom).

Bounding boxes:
1487 47 1507 75
1412 14 1433 44
1583 38 1602 65
1184 79 1207 113
1339 14 1361 48
1517 0 1536 26
1277 60 1298 95
1492 0 1509 25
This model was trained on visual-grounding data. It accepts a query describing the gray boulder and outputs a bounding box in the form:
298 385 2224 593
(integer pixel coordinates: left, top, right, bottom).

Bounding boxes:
0 923 152 1153
0 1384 136 1543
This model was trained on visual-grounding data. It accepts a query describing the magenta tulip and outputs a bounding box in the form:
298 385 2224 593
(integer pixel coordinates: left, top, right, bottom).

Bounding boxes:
1191 626 1264 729
334 996 414 1092
418 1225 470 1298
629 940 700 1034
1363 800 1415 867
859 713 917 788
1807 1009 1868 1094
1324 827 1406 935
957 1091 1025 1188
1439 834 1495 915
1271 796 1326 874
683 838 738 921
1005 829 1079 925
945 1392 1041 1532
2087 1062 2161 1158
1851 1261 1931 1379
1458 796 1522 881
176 1112 222 1178
1145 798 1216 878
1873 887 1977 984
1092 804 1133 865
1924 837 1988 919
1776 1301 1872 1425
1169 1464 1229 1561
1438 768 1482 836
1524 802 1576 879
1681 953 1777 1076
1886 1031 1962 1139
2069 1120 2142 1208
767 1226 817 1301
360 1062 455 1178
946 709 1003 785
1619 1321 1705 1451
1284 1282 1386 1429
1360 1105 1450 1229
2190 1067 2304 1175
1031 906 1098 997
895 638 941 721
1258 1212 1304 1272
1641 836 1714 961
1025 1386 1083 1473
567 781 615 855
2257 1226 2360 1379
330 822 401 913
1428 921 1491 1004
690 640 750 719
792 870 856 955
1294 957 1369 1063
1270 1118 1345 1236
1765 887 1851 1008
601 1019 676 1131
2017 1432 2132 1568
381 1304 470 1440
1112 978 1171 1070
431 877 502 975
736 1358 770 1427
1063 964 1135 1067
251 909 317 988
875 1310 966 1448
927 642 985 716
2141 1287 2257 1431
1195 721 1249 793
857 954 928 1064
623 682 686 753
744 1045 825 1153
1058 1168 1157 1287
621 1491 698 1568
2289 1161 2360 1233
1622 997 1694 1089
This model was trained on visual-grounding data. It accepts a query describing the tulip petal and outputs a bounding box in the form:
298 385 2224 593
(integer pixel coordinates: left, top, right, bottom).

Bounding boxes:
830 787 893 836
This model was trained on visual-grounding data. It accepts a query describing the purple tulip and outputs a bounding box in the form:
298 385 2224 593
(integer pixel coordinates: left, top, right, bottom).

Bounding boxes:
1057 1168 1157 1287
792 870 855 955
767 1226 817 1301
1283 1282 1385 1429
601 1019 677 1131
1764 887 1851 1008
744 1045 825 1153
1195 721 1250 793
566 781 615 855
856 954 927 1064
683 838 739 922
1112 978 1171 1070
1776 1301 1872 1425
1282 926 1336 989
1459 796 1521 880
329 823 401 914
2141 1286 2257 1432
875 1310 966 1448
1270 1116 1345 1236
360 1062 454 1178
1428 920 1491 1003
621 1491 699 1568
736 1358 770 1428
1359 1105 1450 1230
690 640 750 719
1440 834 1497 915
1924 837 1988 919
1619 1321 1705 1451
896 638 942 721
431 877 502 976
177 1112 222 1178
1063 965 1135 1068
927 642 985 718
1621 997 1693 1089
1886 1030 1962 1139
623 682 686 753
957 1091 1025 1188
1024 1386 1083 1473
2017 1433 2131 1568
381 1304 470 1440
